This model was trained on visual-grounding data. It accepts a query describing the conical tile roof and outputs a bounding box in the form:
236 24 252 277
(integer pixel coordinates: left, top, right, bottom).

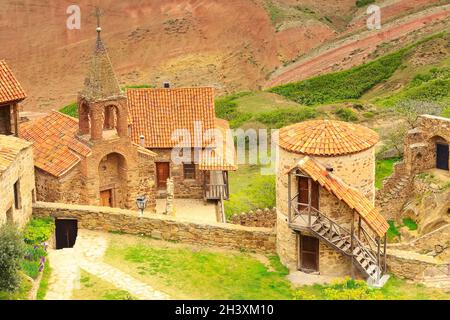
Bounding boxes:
80 29 122 101
278 119 379 156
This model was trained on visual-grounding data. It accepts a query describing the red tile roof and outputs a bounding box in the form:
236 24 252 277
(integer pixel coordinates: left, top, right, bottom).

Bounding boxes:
294 156 388 237
20 112 91 177
279 120 379 156
0 134 32 175
127 87 216 148
0 60 26 105
199 118 237 171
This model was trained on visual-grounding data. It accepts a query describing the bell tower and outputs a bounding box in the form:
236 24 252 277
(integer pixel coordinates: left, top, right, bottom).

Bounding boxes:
77 11 128 141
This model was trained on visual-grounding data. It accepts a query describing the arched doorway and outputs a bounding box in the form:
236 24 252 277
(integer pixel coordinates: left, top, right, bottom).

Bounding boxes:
98 152 128 208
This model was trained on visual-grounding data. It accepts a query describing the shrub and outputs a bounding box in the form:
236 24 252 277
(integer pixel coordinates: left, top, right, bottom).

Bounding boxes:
335 108 358 122
356 0 375 8
254 107 317 128
23 218 55 245
387 220 401 241
402 218 418 231
269 50 405 105
323 277 383 300
0 224 25 293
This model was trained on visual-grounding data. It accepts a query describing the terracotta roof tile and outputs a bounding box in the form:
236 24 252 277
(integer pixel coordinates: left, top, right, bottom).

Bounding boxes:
127 87 216 148
279 120 379 156
20 112 91 177
294 156 388 237
0 60 26 105
0 135 32 175
199 118 237 171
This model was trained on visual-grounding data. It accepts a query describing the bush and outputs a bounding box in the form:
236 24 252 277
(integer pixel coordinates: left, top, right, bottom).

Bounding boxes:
269 50 405 105
323 277 383 300
23 218 55 245
335 108 358 122
356 0 375 8
0 224 25 293
254 107 317 128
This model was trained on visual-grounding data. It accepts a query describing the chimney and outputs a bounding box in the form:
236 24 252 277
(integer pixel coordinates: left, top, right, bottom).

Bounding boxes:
163 81 170 89
140 135 145 147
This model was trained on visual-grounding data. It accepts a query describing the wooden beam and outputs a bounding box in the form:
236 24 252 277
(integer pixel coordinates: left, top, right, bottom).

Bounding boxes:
288 171 292 224
307 178 312 226
350 210 355 279
384 233 387 274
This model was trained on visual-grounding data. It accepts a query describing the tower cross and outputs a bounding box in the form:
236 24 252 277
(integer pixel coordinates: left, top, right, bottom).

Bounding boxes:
92 7 103 29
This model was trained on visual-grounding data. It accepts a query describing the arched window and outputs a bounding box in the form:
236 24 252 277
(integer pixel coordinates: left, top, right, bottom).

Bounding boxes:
103 105 119 131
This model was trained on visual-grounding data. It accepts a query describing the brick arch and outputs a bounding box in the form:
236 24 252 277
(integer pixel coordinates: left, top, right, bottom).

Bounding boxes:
97 152 129 208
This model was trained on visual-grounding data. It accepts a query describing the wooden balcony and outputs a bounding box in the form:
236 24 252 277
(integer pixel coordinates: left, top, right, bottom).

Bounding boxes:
204 184 229 200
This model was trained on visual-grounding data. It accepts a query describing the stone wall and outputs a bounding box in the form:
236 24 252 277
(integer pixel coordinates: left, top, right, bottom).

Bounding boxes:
229 208 276 228
150 148 205 199
0 143 35 228
387 249 450 282
32 201 276 253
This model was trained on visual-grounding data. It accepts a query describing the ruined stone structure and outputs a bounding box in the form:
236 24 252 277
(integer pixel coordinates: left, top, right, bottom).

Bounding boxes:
377 115 450 218
0 135 35 228
276 120 389 284
20 27 157 211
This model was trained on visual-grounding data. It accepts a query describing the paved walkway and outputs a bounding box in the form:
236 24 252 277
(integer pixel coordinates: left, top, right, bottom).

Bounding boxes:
156 198 218 223
45 230 169 300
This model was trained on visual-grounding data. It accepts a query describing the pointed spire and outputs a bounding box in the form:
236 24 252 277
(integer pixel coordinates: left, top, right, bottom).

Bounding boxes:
80 8 122 102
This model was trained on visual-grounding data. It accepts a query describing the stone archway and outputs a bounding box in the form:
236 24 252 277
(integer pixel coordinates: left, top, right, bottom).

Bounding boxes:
97 152 128 208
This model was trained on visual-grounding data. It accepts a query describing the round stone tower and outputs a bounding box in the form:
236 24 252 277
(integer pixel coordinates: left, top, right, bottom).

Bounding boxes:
275 119 380 274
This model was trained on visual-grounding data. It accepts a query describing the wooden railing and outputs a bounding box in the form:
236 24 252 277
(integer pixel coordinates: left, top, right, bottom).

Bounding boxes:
205 184 228 200
289 198 384 282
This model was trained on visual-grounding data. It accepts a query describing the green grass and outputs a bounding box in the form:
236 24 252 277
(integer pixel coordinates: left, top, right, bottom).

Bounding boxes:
269 50 406 106
59 102 78 118
402 218 418 231
296 275 450 300
375 157 401 189
103 234 450 300
387 220 401 241
335 107 358 122
72 270 135 300
23 217 55 245
36 260 51 300
106 240 294 300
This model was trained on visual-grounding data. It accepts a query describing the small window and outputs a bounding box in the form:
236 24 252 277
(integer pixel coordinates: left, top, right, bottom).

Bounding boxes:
13 180 21 209
183 163 196 180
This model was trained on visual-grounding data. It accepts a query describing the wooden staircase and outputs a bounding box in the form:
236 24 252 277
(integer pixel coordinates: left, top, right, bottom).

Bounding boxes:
310 215 382 283
289 200 387 285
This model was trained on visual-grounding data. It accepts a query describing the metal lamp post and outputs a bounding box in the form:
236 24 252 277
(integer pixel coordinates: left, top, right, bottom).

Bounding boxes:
136 195 148 217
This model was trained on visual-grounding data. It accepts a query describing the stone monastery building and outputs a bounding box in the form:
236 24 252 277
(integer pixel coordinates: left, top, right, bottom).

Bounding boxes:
276 120 389 285
20 27 236 210
0 60 35 228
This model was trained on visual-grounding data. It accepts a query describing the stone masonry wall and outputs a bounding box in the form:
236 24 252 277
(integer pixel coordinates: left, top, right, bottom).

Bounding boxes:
32 202 276 253
150 148 204 199
0 145 35 228
229 208 277 228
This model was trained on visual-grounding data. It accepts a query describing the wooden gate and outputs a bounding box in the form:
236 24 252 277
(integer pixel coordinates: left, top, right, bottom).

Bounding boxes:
436 142 449 171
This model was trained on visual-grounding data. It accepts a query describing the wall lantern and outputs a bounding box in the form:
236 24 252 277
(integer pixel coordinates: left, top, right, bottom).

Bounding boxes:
136 195 148 217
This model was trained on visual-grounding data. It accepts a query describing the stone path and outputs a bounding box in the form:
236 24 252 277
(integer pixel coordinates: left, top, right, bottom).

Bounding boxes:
45 230 169 300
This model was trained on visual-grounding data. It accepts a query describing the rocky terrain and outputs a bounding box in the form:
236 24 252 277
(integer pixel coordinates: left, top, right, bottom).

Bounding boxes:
0 0 448 113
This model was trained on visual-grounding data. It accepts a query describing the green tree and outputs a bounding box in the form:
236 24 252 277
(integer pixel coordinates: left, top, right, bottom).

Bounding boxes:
0 224 25 292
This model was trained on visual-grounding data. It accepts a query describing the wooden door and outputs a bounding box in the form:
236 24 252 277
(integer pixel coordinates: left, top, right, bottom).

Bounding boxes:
156 162 170 189
298 177 320 211
436 143 449 171
55 219 78 249
100 189 113 207
299 235 319 272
